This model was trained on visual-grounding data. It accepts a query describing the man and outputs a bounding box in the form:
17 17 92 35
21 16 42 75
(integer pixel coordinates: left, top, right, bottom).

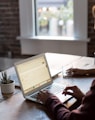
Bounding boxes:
37 79 95 120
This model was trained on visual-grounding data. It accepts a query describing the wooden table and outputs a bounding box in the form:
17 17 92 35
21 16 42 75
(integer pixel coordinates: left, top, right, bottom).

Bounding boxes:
0 53 95 120
0 91 52 120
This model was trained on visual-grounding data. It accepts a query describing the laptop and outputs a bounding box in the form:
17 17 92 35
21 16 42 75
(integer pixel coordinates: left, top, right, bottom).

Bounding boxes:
14 53 73 105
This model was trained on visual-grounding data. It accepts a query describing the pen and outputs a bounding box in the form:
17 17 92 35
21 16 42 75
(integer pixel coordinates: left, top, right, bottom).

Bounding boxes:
63 96 73 104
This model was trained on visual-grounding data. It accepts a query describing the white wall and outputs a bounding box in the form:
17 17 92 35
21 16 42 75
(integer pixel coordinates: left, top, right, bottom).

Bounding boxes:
20 39 88 56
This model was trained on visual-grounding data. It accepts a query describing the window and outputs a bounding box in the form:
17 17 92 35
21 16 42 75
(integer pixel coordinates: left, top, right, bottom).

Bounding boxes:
19 0 88 40
35 0 73 37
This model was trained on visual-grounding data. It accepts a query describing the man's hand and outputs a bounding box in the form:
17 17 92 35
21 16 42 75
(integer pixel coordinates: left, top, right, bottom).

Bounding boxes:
66 68 88 76
37 90 52 104
62 86 85 101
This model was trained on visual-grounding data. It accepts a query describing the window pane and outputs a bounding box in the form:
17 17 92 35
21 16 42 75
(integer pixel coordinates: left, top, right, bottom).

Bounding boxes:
36 0 74 37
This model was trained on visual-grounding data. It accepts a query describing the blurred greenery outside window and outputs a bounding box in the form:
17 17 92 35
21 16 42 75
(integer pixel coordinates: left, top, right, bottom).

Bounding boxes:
35 0 73 37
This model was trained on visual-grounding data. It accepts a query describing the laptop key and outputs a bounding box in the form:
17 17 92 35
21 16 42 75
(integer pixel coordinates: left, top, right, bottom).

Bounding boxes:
31 93 38 99
49 85 63 94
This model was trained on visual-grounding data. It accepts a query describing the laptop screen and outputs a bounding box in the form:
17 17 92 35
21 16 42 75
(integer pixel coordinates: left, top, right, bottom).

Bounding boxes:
15 55 52 94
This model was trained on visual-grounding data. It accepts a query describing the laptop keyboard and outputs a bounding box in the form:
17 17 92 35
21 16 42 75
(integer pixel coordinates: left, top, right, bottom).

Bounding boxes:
31 93 38 99
49 85 63 94
31 84 64 99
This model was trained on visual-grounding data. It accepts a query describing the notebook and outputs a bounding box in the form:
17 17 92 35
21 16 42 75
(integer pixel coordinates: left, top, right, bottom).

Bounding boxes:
14 53 73 104
45 53 81 77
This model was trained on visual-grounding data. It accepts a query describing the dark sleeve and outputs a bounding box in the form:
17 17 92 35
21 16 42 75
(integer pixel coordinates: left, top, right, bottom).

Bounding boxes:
45 80 95 120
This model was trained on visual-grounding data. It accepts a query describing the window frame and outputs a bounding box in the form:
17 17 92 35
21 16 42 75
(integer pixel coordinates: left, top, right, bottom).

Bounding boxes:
18 0 88 41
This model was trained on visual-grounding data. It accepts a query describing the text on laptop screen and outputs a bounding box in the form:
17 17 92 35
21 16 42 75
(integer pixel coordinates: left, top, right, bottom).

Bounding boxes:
16 56 51 94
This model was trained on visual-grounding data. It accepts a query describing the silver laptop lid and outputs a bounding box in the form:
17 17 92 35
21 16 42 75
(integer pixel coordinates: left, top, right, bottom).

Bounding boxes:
14 53 52 96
